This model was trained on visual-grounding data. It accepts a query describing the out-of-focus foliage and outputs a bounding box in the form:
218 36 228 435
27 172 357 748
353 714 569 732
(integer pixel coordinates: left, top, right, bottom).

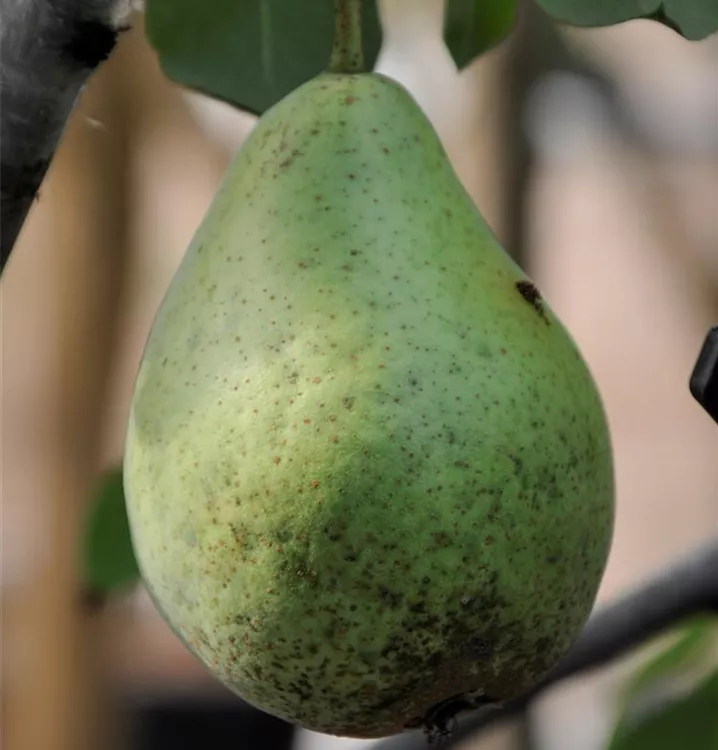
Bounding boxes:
144 1 716 117
443 0 519 69
608 617 718 749
609 669 718 749
82 467 140 594
145 0 383 115
621 617 718 703
535 0 718 40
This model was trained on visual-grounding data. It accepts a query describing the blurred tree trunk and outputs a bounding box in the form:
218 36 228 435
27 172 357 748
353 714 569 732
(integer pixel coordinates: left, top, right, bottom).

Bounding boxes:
0 21 142 750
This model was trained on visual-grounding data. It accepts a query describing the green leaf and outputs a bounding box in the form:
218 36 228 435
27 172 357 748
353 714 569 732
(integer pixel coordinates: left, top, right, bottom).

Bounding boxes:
609 669 718 750
145 0 383 115
621 617 718 706
662 0 718 40
82 467 140 594
443 0 519 69
534 0 661 27
534 0 718 40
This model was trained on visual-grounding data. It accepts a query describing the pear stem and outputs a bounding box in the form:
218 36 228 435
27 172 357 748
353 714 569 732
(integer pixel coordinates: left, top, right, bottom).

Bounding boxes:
329 0 365 73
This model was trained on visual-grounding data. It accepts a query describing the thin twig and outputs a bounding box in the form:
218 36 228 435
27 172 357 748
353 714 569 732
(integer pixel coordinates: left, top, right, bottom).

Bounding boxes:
372 537 718 750
0 0 137 274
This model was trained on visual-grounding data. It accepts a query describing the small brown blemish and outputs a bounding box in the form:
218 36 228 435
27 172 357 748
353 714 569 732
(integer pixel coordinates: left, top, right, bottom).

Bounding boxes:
344 95 355 105
516 280 550 324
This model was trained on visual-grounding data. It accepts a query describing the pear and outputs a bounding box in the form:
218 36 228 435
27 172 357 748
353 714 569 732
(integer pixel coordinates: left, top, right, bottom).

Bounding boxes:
124 71 614 738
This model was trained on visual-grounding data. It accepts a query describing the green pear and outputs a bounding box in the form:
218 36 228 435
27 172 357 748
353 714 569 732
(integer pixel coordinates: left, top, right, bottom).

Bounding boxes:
124 71 614 738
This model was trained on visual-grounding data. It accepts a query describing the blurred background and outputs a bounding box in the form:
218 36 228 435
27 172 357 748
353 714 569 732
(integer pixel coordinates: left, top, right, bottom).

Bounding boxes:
1 2 716 749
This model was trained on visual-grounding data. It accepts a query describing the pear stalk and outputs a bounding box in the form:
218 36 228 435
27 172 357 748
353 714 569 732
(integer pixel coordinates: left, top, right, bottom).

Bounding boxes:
329 0 364 73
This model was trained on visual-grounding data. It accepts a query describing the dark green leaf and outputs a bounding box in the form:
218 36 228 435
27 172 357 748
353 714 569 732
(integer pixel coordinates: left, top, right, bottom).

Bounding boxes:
145 0 383 115
662 0 718 40
534 0 660 27
82 467 140 594
443 0 519 69
534 0 718 40
620 617 718 707
609 669 718 750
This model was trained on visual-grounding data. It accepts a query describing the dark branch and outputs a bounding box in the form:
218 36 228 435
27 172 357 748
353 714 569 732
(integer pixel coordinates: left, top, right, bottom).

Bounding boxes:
0 0 136 275
373 537 718 750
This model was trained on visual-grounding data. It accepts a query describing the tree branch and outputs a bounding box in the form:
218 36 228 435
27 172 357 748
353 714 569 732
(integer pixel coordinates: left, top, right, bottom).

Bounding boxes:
373 537 718 750
0 0 137 274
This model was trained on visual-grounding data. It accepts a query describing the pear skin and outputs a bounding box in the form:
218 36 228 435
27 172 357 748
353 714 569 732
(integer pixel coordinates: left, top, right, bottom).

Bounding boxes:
124 72 614 738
